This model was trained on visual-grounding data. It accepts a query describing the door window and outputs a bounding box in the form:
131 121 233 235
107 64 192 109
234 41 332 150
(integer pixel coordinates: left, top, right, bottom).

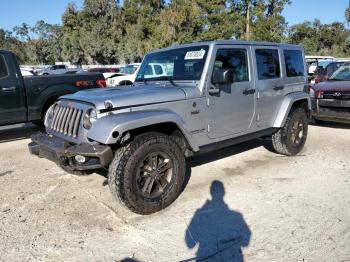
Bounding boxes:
213 49 249 82
256 49 280 80
283 50 305 77
0 55 9 79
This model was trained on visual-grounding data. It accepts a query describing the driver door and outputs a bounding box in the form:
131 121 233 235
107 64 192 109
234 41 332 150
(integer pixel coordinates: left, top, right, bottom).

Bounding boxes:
0 52 26 125
206 46 256 139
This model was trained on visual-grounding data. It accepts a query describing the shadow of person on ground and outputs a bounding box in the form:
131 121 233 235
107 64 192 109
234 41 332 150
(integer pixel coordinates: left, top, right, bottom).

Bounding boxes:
184 180 251 262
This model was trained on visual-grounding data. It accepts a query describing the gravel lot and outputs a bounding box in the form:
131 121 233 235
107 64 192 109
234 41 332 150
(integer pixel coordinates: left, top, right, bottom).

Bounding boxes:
0 122 349 262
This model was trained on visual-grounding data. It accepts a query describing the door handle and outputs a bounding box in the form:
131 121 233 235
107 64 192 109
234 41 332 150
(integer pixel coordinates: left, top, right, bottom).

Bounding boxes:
243 89 256 95
273 85 285 91
1 86 16 92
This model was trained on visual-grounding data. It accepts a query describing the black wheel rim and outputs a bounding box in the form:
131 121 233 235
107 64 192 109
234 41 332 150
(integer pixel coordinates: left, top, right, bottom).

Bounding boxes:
136 151 174 199
291 118 304 146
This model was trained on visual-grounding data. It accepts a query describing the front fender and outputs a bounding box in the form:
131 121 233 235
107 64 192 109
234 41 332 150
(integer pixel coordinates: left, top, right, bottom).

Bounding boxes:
273 92 311 128
87 110 198 150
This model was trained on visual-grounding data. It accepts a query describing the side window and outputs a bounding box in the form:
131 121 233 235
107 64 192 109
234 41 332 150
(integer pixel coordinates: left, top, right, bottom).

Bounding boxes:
58 65 66 69
51 65 58 70
256 49 280 80
213 49 249 82
0 55 9 79
283 50 305 77
154 65 163 75
145 65 153 75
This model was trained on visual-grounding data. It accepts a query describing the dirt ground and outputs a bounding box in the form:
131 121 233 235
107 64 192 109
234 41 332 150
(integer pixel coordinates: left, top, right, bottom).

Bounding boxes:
0 122 349 262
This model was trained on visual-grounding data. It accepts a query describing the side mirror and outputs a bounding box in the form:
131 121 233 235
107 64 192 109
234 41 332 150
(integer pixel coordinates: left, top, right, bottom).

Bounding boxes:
212 68 234 85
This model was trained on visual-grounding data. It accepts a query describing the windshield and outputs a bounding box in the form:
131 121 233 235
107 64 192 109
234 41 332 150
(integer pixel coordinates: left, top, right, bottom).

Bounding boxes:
317 60 333 69
135 45 209 82
330 65 350 81
119 65 138 75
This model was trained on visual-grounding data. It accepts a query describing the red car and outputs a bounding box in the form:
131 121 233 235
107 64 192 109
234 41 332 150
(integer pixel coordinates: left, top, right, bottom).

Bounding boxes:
313 61 345 84
310 64 350 124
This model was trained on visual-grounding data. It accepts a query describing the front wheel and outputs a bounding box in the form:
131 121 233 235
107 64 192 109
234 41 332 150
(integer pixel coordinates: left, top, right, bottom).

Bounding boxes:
264 108 308 156
108 132 186 215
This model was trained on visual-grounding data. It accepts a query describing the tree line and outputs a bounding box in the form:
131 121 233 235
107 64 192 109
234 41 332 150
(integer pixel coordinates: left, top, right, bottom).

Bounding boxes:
1 0 350 65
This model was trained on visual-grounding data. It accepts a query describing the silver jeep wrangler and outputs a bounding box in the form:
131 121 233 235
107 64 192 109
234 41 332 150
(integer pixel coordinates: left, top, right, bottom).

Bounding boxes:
29 41 310 214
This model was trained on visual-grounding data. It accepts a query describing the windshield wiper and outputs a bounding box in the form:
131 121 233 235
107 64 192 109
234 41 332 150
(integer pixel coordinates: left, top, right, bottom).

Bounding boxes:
136 78 148 85
153 76 177 86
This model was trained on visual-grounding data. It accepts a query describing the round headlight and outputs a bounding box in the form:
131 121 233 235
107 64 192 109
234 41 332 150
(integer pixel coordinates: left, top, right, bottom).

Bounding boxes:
83 109 97 129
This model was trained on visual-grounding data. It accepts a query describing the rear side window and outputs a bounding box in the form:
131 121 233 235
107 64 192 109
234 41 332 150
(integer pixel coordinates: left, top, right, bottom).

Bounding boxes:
283 50 305 77
0 55 9 78
213 49 249 82
256 49 280 80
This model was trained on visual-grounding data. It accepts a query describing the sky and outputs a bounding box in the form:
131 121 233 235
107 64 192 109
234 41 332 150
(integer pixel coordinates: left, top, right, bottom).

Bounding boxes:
0 0 349 31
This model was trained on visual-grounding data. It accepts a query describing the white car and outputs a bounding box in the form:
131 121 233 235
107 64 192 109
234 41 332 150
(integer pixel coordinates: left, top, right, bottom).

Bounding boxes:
106 63 168 87
106 63 140 87
20 68 35 76
36 65 78 75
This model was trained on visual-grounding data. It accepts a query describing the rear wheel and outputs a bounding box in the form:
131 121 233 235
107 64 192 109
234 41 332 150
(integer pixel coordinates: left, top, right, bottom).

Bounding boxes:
108 132 186 214
264 108 308 156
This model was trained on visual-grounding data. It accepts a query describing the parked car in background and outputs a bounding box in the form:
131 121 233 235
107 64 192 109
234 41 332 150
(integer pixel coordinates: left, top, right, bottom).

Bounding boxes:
0 49 106 126
305 56 334 75
29 40 310 214
313 61 346 84
87 67 119 79
106 63 141 86
310 64 350 124
118 63 140 75
36 64 79 75
106 63 168 86
20 68 36 76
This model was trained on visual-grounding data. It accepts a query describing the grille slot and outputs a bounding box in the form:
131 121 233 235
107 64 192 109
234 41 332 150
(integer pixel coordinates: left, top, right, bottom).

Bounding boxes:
323 91 350 100
50 105 84 138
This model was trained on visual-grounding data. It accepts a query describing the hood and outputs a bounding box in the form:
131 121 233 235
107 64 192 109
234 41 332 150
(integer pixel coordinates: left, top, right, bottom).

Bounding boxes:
61 84 188 111
313 80 350 92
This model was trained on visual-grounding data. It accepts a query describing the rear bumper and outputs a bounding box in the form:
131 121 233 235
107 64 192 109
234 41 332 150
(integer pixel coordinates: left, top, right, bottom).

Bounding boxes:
311 98 350 123
29 132 113 171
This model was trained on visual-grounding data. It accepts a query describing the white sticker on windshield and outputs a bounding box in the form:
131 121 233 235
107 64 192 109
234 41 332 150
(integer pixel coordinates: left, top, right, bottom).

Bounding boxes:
184 49 206 60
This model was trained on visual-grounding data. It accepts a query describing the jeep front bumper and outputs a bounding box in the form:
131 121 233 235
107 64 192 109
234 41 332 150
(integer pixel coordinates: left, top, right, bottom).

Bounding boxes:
28 132 113 171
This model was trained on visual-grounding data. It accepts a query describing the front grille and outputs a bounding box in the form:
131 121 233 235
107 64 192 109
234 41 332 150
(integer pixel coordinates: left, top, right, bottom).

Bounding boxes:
323 91 350 100
50 105 84 138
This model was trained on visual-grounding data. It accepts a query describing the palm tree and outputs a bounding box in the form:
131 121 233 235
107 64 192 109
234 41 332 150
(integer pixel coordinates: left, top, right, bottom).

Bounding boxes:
346 1 350 26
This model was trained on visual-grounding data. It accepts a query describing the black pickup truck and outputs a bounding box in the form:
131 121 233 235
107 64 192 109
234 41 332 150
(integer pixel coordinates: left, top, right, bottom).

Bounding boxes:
0 49 106 126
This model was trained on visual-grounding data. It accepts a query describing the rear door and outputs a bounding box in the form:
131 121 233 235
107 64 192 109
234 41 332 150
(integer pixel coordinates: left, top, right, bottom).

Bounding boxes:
0 52 26 125
253 46 285 127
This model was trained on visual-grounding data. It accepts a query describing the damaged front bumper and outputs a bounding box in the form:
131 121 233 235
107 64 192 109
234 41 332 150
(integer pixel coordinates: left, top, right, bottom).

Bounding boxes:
28 132 113 171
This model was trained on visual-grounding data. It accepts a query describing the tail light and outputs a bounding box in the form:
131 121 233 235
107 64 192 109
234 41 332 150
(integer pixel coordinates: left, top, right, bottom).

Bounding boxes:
76 80 94 87
96 79 106 88
76 79 106 88
315 90 323 99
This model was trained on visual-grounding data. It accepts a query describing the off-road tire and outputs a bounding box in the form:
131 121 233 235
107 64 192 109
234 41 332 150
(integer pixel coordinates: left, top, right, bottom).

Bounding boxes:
264 108 308 156
108 132 186 215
